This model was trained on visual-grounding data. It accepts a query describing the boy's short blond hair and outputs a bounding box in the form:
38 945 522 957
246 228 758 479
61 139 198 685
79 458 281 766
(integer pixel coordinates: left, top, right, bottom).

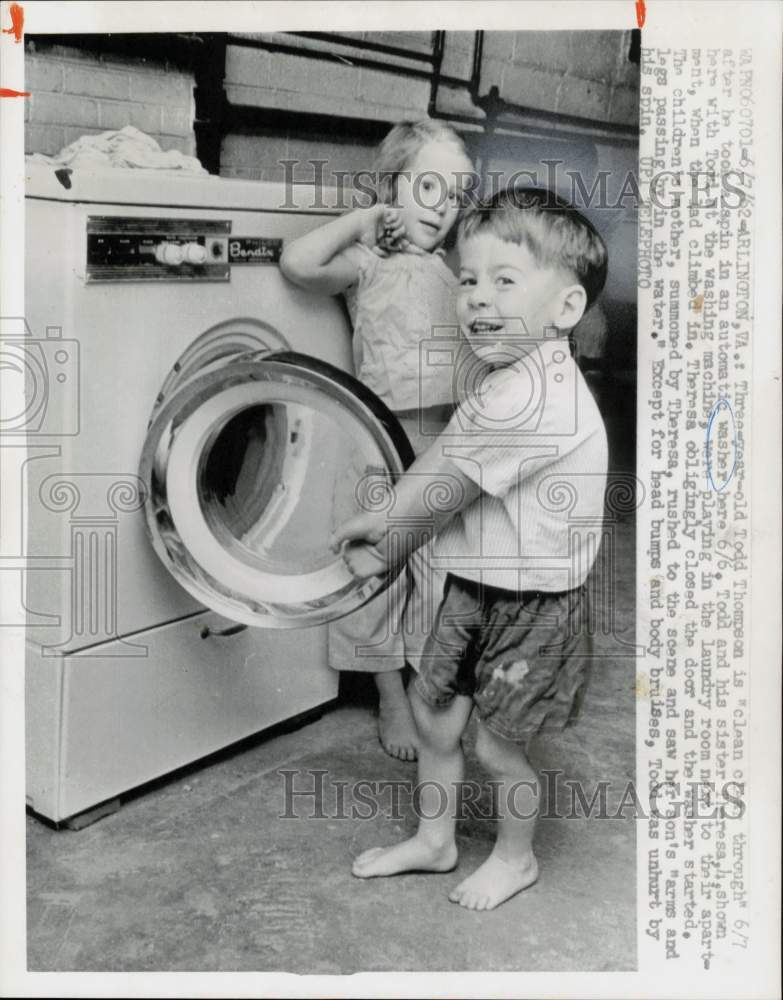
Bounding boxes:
459 187 609 308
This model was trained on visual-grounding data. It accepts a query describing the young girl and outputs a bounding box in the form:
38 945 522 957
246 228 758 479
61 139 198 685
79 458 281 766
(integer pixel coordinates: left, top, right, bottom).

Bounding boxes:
280 119 474 761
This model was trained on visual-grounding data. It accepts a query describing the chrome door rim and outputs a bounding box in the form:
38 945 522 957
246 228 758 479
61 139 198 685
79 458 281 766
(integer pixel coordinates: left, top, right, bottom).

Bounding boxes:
139 350 413 629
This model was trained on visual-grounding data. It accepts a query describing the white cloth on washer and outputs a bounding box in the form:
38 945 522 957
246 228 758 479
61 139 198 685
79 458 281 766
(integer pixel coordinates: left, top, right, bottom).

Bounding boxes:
26 125 207 174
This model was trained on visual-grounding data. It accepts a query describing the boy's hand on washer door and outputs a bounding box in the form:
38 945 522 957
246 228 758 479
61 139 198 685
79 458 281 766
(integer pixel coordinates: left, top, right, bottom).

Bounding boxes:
341 542 390 580
330 510 386 549
330 512 390 579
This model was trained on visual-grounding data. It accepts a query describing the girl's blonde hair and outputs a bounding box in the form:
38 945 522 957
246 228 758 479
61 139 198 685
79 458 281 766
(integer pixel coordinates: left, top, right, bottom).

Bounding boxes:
370 119 472 205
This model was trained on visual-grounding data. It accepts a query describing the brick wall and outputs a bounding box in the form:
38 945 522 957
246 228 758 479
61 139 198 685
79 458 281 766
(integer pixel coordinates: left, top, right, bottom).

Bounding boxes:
24 41 195 158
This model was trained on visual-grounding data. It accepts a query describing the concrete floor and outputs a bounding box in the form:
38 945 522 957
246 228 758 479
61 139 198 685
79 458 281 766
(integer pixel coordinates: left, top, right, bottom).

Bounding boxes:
26 497 636 974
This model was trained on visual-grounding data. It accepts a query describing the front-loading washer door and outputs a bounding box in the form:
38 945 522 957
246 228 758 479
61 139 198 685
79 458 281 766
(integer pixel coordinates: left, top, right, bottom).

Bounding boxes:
139 350 415 629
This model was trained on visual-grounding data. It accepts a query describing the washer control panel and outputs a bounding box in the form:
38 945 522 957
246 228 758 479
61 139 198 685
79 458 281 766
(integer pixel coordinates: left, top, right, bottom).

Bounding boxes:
86 217 233 283
86 218 286 282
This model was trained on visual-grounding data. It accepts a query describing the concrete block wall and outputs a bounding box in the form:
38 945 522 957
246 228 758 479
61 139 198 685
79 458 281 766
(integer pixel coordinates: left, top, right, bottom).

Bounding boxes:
24 42 196 158
225 52 428 125
224 30 638 127
220 33 434 183
224 32 433 123
220 30 638 181
442 30 639 126
221 131 375 189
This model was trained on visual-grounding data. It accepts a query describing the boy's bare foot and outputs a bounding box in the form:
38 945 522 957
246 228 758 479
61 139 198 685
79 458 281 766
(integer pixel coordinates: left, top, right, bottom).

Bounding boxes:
352 837 458 878
375 670 418 761
448 850 538 910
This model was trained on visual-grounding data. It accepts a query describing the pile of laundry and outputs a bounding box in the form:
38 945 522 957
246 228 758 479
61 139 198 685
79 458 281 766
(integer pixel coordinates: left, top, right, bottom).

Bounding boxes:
26 125 208 174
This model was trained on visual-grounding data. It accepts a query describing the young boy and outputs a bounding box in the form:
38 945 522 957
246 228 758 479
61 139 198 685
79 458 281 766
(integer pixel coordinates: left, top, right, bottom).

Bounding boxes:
331 187 609 911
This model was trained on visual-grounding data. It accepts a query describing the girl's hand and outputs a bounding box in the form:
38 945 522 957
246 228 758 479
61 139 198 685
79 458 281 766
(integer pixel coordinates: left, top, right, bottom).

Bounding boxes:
354 204 388 248
377 207 410 253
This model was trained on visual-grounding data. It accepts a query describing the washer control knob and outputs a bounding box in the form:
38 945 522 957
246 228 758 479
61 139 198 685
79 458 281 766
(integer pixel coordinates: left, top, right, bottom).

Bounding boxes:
183 242 207 265
155 242 184 266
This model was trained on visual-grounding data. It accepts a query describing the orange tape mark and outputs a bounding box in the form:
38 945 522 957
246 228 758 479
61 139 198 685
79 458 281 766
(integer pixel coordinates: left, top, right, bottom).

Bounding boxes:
1 2 24 42
0 87 29 97
636 0 646 28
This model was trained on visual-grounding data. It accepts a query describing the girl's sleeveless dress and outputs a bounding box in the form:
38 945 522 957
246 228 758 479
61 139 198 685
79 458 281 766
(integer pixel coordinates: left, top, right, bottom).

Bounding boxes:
328 242 460 674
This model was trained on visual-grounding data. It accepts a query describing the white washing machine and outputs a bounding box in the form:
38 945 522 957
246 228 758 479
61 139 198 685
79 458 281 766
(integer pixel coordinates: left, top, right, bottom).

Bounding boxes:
18 163 411 824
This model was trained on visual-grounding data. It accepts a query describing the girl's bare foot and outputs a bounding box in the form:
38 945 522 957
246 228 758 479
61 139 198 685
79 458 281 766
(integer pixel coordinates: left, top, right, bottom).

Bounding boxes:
352 836 458 878
375 670 418 761
448 850 538 911
378 697 419 761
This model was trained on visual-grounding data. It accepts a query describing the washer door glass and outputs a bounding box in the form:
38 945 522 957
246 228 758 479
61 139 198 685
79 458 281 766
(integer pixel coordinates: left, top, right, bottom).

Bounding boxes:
140 350 414 628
